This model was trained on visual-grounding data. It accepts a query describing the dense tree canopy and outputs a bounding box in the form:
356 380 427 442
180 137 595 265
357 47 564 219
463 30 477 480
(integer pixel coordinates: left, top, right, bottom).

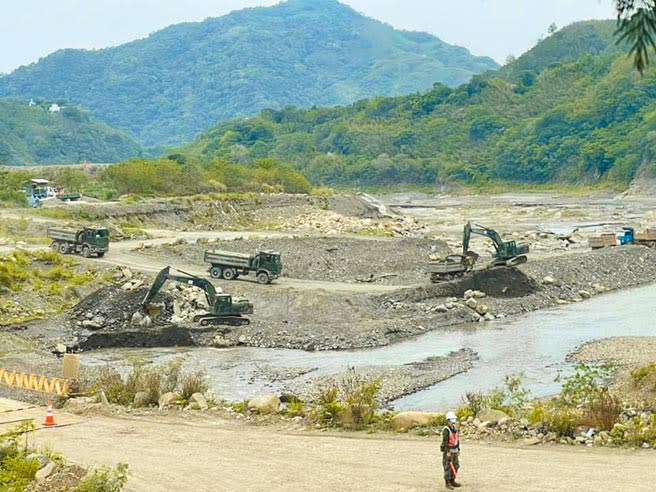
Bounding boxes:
179 21 654 188
0 99 142 165
0 0 496 148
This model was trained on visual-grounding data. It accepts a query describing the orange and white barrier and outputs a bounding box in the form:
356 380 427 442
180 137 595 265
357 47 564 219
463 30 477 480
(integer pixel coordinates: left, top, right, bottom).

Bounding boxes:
0 368 70 396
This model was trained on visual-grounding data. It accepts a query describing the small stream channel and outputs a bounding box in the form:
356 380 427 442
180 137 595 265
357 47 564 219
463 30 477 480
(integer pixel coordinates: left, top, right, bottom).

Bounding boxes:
82 282 656 411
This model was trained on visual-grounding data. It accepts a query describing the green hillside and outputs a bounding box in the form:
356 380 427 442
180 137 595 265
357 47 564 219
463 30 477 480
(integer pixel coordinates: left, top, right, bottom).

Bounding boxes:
0 99 143 165
0 0 497 148
180 21 655 188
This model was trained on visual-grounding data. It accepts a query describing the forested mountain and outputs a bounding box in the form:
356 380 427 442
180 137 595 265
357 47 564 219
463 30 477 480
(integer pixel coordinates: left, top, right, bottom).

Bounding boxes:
0 99 143 165
181 21 655 188
0 0 497 148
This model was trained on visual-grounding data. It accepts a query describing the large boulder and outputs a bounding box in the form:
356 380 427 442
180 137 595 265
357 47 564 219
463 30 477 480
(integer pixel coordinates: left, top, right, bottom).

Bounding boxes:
190 392 209 411
64 396 100 414
247 394 280 414
158 392 178 409
133 391 151 408
391 411 442 431
477 408 510 425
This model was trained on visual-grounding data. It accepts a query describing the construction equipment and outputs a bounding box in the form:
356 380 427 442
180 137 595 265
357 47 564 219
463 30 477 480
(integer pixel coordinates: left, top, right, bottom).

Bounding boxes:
141 266 253 326
204 249 281 284
427 222 529 283
47 227 109 257
590 227 656 249
621 227 656 248
463 222 529 267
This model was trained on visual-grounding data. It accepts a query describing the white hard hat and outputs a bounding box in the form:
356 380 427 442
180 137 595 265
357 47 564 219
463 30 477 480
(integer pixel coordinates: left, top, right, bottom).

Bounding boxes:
445 411 457 422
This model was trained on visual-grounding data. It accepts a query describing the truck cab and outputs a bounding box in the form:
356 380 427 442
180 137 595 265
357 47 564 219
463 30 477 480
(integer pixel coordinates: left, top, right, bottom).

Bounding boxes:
81 227 110 252
254 250 282 276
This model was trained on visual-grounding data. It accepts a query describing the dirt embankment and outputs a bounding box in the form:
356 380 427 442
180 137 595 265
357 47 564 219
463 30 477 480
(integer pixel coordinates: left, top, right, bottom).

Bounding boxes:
147 236 448 285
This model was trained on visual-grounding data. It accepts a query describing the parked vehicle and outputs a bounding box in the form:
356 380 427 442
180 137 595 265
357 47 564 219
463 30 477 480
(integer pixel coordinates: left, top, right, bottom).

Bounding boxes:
590 227 656 249
589 233 619 249
47 227 109 257
204 249 281 284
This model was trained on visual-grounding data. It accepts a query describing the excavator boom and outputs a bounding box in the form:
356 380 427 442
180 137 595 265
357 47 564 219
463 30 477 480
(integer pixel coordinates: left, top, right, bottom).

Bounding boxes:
141 266 252 326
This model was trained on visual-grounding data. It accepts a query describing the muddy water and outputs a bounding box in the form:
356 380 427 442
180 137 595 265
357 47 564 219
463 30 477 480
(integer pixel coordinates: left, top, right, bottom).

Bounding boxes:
82 283 656 411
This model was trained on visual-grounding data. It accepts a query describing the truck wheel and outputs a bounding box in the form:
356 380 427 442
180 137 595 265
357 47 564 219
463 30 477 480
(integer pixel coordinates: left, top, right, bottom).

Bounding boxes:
97 252 105 258
648 241 656 248
50 241 59 251
58 243 69 254
256 272 269 284
210 266 222 279
81 245 91 258
222 268 237 280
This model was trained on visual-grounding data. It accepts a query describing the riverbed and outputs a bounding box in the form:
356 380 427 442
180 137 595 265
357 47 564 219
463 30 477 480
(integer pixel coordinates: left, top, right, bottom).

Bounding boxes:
81 281 656 410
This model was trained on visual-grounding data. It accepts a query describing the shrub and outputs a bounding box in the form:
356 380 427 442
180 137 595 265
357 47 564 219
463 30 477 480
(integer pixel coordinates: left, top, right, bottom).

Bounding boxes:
527 400 582 436
311 371 381 429
92 359 209 407
76 462 129 492
179 369 209 401
582 388 623 431
313 386 343 426
338 372 381 428
557 363 615 408
284 400 306 417
631 363 656 389
462 373 531 417
0 422 39 489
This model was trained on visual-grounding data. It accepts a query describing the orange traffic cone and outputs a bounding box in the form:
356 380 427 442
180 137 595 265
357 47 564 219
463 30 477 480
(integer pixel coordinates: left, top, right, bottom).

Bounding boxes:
44 401 56 426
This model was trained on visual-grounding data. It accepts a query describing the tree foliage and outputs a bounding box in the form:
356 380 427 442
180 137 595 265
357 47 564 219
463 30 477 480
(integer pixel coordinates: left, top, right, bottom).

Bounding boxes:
178 21 654 188
615 0 656 74
0 0 496 148
0 99 142 165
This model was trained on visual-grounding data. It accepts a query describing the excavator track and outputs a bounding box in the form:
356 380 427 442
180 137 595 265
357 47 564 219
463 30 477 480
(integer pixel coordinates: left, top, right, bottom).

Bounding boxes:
198 316 250 327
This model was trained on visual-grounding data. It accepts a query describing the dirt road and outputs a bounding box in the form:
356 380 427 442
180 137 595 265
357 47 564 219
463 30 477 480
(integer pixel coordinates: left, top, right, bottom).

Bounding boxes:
30 411 655 492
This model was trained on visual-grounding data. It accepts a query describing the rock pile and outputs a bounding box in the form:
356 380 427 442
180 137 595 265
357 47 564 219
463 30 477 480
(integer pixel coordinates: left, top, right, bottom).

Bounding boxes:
280 211 427 237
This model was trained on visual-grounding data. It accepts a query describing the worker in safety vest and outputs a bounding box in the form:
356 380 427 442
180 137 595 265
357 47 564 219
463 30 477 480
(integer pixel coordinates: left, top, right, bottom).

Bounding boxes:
440 411 461 489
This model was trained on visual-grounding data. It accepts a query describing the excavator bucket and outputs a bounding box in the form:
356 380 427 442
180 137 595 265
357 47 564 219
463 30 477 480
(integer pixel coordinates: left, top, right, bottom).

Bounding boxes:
141 266 171 309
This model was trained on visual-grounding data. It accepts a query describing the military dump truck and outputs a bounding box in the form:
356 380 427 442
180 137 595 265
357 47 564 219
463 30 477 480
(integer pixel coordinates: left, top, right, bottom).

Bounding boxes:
47 227 109 257
204 249 281 284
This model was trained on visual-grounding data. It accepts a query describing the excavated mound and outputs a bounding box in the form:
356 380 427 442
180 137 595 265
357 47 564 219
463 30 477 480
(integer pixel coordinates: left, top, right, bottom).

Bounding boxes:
68 285 174 331
397 266 540 303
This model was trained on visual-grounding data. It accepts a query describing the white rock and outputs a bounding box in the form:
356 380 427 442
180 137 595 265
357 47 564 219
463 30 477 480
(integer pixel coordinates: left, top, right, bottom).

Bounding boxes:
247 394 280 414
465 298 478 309
159 392 177 409
190 392 209 411
543 275 555 285
579 290 592 299
35 461 56 481
391 411 442 431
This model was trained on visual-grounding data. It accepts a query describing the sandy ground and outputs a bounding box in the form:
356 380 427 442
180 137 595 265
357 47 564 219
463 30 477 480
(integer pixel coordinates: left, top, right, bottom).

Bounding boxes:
18 408 655 492
570 337 656 367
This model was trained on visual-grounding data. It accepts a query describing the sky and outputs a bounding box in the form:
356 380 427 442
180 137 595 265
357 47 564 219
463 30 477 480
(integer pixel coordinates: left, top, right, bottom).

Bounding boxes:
0 0 616 74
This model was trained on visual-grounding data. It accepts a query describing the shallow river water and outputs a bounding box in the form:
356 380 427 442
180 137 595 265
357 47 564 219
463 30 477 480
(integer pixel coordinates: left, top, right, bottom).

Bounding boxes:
82 282 656 411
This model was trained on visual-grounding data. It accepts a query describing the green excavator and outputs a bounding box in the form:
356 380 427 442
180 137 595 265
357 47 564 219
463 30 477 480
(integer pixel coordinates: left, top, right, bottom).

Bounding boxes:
142 266 253 326
427 222 529 282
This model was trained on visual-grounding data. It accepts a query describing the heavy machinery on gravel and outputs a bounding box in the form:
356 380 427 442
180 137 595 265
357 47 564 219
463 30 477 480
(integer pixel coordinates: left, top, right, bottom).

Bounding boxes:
590 227 656 249
142 266 253 326
428 222 529 282
47 227 109 257
204 249 281 284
